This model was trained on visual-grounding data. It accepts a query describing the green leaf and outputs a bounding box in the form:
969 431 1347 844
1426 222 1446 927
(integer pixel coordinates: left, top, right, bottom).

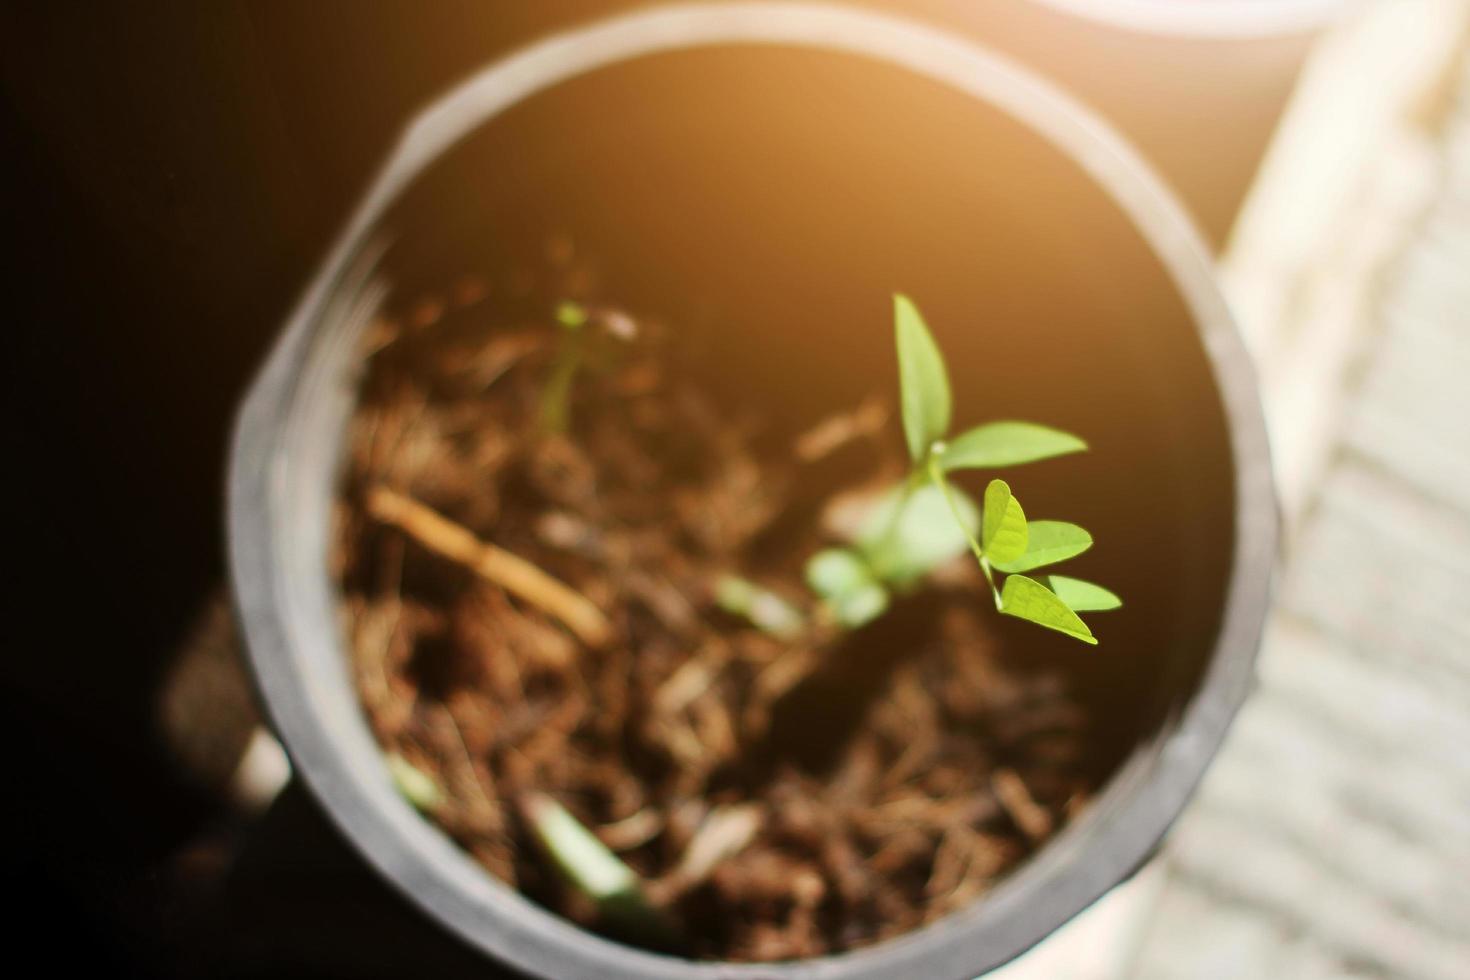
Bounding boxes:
805 548 874 600
1037 575 1122 611
555 300 589 330
940 421 1087 471
894 294 952 462
856 481 978 584
804 550 890 628
749 592 804 638
522 792 639 902
519 792 679 944
831 582 890 628
1000 574 1097 645
992 520 1093 573
714 575 804 639
981 479 1028 564
713 574 755 612
386 752 444 812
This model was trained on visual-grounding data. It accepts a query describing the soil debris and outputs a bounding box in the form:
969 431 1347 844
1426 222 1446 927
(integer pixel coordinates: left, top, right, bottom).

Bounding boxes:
336 265 1096 961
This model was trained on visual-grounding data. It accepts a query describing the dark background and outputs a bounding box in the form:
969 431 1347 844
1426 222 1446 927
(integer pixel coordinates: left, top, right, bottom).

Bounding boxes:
1 3 1299 975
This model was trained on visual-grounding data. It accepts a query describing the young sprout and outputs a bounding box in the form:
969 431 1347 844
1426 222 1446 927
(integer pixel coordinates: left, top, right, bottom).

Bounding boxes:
804 295 1120 643
540 301 591 434
555 300 590 330
805 548 889 628
714 575 806 639
386 752 444 812
518 792 682 946
539 300 638 434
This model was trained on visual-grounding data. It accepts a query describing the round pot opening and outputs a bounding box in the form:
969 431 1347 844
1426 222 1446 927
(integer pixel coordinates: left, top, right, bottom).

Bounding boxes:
230 5 1276 979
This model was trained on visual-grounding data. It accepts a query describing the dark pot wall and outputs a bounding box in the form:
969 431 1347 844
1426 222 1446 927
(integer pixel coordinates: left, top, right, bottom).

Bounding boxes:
230 7 1276 979
262 0 1331 250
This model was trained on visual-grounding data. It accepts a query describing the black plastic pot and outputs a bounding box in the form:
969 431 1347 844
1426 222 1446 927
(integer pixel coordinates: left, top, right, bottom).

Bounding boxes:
229 5 1277 978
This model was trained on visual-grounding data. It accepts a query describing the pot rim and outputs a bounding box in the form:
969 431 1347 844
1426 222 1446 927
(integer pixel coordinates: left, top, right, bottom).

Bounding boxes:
228 4 1277 978
1033 0 1351 38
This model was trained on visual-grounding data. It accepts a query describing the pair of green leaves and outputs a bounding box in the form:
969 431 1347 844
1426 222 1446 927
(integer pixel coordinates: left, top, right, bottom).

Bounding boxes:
981 479 1119 645
891 294 1119 645
948 477 1112 645
806 471 1118 641
895 294 1087 470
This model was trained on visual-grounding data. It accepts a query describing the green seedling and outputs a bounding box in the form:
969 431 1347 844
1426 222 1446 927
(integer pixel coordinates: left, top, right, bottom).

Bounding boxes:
540 301 592 434
555 300 590 330
804 295 1120 643
714 575 806 640
386 752 444 812
518 792 682 947
805 548 890 628
540 300 642 434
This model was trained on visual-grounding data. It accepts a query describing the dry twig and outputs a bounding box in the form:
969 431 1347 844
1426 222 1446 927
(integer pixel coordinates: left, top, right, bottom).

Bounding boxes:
366 485 612 647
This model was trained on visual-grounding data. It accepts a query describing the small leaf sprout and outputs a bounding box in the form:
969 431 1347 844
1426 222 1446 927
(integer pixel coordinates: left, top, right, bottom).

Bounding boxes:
391 293 1121 932
803 294 1120 643
540 299 637 434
